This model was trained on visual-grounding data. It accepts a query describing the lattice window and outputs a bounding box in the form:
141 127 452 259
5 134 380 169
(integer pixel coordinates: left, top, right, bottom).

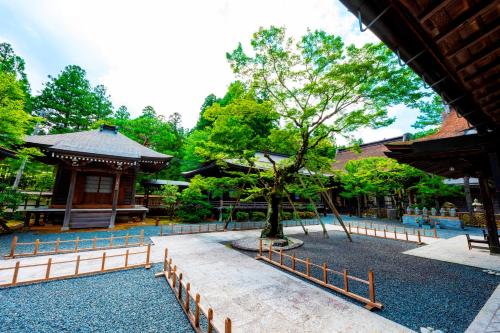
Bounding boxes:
85 176 113 193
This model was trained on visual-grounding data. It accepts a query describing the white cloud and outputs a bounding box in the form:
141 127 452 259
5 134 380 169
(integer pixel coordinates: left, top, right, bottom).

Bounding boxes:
2 0 382 129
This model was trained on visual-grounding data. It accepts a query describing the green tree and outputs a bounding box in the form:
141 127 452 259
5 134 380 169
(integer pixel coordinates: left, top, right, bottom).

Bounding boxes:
0 43 30 98
115 105 130 120
34 65 113 133
157 184 180 218
221 26 437 239
0 71 34 147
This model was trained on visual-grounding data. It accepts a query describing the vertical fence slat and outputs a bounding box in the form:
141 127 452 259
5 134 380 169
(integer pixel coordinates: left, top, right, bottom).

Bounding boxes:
343 269 349 292
55 238 60 254
195 294 201 328
45 258 52 280
185 282 190 311
208 308 214 333
125 249 129 267
75 255 81 275
225 318 232 333
101 252 106 271
368 270 375 303
323 263 328 284
75 237 80 252
34 239 40 255
12 261 20 285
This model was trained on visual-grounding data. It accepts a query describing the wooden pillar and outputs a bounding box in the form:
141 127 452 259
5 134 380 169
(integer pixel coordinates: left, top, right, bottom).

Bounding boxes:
109 172 122 229
61 169 77 231
479 173 500 254
463 176 474 226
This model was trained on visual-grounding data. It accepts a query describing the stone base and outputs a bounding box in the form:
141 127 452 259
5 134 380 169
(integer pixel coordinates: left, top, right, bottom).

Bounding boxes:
231 237 304 252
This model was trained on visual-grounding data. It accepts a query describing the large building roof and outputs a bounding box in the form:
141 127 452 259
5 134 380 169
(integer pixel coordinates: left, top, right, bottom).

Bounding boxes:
339 0 500 131
331 136 405 170
26 125 171 161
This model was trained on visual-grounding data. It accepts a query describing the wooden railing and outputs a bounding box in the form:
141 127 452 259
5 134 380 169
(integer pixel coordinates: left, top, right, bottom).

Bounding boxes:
5 231 146 258
256 240 382 311
159 220 321 236
156 248 232 333
0 244 151 288
345 222 438 243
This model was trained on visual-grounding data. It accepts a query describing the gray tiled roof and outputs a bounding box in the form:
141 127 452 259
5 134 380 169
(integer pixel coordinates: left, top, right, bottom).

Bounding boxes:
26 126 171 161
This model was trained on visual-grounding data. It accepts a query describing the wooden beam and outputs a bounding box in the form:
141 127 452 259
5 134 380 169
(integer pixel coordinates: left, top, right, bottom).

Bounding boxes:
456 42 500 73
62 169 77 231
109 172 122 229
463 61 499 82
445 19 500 58
418 0 453 23
435 1 499 44
479 172 500 254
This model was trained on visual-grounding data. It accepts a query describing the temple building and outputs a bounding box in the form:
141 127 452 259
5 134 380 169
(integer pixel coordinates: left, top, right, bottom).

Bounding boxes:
24 125 171 230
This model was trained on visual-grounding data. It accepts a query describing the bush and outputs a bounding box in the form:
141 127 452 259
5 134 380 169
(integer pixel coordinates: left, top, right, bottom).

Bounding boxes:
251 211 266 221
235 211 249 221
281 212 292 220
176 187 212 223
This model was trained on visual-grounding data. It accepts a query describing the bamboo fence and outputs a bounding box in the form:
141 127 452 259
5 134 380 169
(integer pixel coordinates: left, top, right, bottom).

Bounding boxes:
0 244 151 288
156 248 232 333
256 240 383 311
5 230 146 258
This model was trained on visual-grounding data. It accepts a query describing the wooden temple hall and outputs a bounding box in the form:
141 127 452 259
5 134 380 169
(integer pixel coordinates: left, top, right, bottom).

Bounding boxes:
340 0 500 252
24 125 171 230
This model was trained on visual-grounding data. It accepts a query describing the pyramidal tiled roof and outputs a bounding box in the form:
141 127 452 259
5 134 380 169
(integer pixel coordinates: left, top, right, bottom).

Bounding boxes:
26 125 171 161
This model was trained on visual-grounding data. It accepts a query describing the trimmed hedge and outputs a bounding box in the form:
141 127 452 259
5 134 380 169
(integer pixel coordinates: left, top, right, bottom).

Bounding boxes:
251 211 266 221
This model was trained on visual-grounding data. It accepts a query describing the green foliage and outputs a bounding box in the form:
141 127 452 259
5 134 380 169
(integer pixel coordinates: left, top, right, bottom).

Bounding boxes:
0 71 35 147
235 211 249 221
176 184 212 223
281 211 292 220
34 65 113 133
251 211 266 221
0 183 25 217
0 42 31 110
157 184 180 217
412 95 444 130
411 175 462 207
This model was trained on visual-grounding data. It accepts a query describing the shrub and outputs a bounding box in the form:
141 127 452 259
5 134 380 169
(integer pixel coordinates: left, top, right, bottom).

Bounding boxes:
176 187 212 223
251 211 266 221
282 212 292 220
235 211 249 221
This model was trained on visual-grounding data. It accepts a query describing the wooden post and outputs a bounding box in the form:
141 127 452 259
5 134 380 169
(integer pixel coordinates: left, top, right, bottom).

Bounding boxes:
368 270 375 303
109 235 113 249
433 227 437 238
145 244 151 269
172 266 177 286
12 261 20 285
45 258 52 279
55 238 60 254
75 255 81 275
268 243 272 260
125 234 129 247
101 252 106 271
394 229 397 239
194 294 201 327
178 273 183 300
405 231 409 241
279 249 283 266
343 269 349 292
225 318 232 333
384 229 387 238
163 248 168 272
208 308 214 333
34 239 39 255
167 259 172 278
306 258 310 277
185 283 190 311
417 230 422 244
323 263 328 284
259 239 263 257
125 249 129 267
62 168 77 231
348 223 351 233
74 237 79 252
357 226 359 234
374 229 377 237
9 236 17 258
109 172 121 229
292 253 296 271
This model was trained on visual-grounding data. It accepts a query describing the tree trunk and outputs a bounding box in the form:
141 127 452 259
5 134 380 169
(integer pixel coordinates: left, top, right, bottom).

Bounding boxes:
261 190 284 239
357 195 361 217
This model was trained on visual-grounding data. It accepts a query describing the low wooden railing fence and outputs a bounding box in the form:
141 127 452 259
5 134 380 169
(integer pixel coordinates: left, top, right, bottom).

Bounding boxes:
159 220 320 236
156 248 232 333
345 222 437 244
5 231 146 258
256 240 383 311
0 244 151 288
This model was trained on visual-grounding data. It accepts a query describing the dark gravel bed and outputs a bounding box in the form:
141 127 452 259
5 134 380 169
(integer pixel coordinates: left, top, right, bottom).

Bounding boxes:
0 264 194 333
237 231 500 333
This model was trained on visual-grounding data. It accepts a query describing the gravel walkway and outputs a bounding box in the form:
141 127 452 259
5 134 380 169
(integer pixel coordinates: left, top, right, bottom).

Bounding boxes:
237 231 500 333
0 264 194 333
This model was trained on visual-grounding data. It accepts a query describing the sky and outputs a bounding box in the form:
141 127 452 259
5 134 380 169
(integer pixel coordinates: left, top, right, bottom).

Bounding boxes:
0 0 419 144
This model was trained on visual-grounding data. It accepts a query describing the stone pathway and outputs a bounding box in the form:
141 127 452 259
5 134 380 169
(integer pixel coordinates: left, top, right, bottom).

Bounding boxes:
151 227 414 333
466 284 500 333
403 235 500 271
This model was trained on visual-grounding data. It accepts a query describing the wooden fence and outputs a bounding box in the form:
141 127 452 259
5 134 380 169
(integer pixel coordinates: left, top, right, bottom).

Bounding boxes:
345 222 437 244
156 248 232 333
0 244 151 288
5 230 146 258
159 220 320 236
256 240 383 311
